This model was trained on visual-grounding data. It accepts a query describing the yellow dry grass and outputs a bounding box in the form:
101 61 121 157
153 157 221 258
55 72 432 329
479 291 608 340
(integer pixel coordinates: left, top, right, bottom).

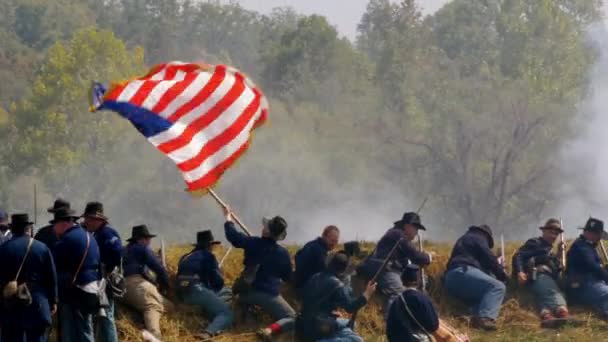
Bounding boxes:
113 242 608 341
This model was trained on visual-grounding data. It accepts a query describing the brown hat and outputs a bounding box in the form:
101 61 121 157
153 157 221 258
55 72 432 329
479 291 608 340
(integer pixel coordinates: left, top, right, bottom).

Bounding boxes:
47 198 70 213
540 218 563 233
127 225 157 242
49 208 79 224
81 202 108 221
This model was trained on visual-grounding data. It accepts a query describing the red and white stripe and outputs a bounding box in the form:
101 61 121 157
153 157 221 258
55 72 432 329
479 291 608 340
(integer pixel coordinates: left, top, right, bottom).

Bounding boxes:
107 62 268 190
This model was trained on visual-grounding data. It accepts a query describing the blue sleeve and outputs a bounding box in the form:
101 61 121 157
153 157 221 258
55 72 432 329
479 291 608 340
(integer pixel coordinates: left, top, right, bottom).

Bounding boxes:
45 247 58 305
103 231 123 272
144 247 170 289
397 239 430 266
513 239 544 274
225 221 252 248
206 255 225 291
581 247 608 282
332 285 367 313
311 245 327 275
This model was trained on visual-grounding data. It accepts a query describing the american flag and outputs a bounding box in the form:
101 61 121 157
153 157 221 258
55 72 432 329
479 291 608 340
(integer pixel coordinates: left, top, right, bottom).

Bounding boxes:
90 62 268 191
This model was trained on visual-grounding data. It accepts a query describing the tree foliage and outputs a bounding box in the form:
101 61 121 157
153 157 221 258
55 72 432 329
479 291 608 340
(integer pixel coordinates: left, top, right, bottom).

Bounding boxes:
0 0 602 240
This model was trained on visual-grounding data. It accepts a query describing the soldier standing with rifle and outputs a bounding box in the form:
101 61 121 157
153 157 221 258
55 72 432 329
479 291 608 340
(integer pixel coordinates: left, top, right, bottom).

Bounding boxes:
512 218 569 327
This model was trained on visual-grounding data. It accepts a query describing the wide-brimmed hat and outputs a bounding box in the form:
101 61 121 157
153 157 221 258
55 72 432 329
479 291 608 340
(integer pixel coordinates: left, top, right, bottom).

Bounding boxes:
262 216 288 240
394 212 426 231
127 225 157 242
47 198 70 213
579 217 608 240
540 218 564 233
194 230 221 248
49 208 79 224
81 201 108 221
10 213 33 229
469 225 494 249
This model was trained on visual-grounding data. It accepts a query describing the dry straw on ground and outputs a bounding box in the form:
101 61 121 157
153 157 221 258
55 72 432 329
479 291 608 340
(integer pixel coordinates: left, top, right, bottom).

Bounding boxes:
113 242 608 341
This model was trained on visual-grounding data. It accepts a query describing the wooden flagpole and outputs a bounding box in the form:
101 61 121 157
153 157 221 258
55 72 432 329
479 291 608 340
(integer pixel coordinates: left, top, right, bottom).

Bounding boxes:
207 188 252 267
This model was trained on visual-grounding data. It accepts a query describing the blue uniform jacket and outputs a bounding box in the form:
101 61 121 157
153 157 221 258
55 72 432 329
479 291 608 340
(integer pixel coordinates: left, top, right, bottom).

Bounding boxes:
94 224 122 273
446 231 508 281
566 235 608 285
177 248 224 292
297 271 367 340
386 288 439 342
512 237 560 279
123 242 170 290
225 221 292 296
34 224 58 252
294 237 329 288
54 225 101 300
0 235 58 328
360 227 430 277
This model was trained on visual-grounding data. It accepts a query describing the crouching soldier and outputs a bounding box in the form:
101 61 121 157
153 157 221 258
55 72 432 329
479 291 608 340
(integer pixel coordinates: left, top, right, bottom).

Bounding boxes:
53 208 102 342
122 225 173 340
176 230 234 340
0 213 57 341
443 225 508 331
565 218 608 318
296 252 376 342
357 212 431 315
513 218 568 327
222 207 296 341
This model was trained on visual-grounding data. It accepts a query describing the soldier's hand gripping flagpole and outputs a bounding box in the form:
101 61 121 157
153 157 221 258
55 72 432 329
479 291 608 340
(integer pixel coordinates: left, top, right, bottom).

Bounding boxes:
208 188 252 267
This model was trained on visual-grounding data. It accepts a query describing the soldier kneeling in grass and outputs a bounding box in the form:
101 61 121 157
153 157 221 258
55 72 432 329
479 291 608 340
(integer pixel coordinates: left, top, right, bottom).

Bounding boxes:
513 218 569 328
296 252 376 342
443 225 508 331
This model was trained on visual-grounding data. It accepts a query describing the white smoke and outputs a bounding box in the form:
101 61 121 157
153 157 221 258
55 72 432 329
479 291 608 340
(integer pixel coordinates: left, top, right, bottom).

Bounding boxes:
557 19 608 236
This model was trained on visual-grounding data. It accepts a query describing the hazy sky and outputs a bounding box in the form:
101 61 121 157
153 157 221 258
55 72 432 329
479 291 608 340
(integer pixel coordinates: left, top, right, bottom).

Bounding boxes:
222 0 452 40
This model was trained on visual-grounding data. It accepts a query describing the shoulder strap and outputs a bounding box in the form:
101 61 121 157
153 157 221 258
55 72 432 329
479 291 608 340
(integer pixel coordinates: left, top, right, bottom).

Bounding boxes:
399 292 435 341
72 233 91 285
14 238 34 281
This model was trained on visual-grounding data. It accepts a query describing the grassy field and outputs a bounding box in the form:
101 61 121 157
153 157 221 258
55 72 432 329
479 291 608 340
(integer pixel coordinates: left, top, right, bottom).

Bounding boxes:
113 242 608 341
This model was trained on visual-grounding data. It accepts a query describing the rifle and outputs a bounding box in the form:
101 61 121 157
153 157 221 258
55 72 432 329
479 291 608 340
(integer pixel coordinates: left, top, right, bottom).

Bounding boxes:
600 240 608 264
418 233 427 293
160 238 167 268
558 218 566 270
500 234 506 271
347 237 403 329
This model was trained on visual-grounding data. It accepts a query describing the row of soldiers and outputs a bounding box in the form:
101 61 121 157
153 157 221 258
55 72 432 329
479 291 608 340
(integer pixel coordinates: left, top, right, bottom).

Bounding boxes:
0 199 175 342
1 197 608 341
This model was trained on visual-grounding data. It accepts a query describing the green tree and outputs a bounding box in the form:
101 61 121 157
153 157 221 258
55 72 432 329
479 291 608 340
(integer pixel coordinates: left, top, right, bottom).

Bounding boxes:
7 28 145 195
